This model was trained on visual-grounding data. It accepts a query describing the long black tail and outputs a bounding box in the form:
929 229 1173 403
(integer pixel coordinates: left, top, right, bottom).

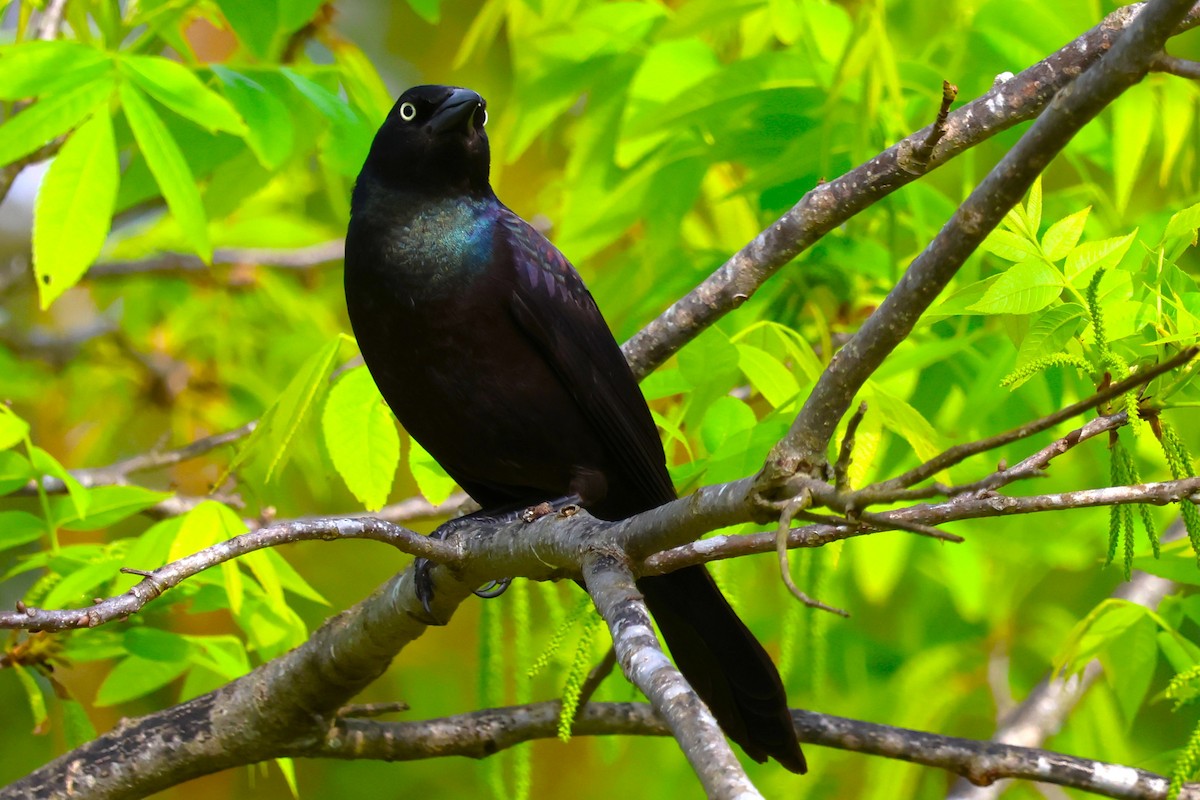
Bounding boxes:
637 565 807 773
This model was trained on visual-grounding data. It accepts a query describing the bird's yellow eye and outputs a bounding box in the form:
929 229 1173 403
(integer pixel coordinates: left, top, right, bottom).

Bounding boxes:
399 102 417 122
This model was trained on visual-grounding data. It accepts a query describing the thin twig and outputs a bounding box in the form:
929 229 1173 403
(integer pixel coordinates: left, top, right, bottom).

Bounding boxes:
1152 52 1200 78
88 240 346 278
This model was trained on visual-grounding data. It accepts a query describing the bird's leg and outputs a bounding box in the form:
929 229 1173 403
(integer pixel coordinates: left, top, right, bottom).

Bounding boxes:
414 495 582 617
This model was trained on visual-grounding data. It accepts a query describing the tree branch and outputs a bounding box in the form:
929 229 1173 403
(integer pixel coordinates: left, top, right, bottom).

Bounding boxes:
87 240 346 278
760 0 1200 488
582 548 758 798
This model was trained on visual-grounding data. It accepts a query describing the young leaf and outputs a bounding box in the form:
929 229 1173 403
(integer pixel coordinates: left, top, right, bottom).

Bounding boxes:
1065 230 1136 282
967 259 1062 315
1012 303 1086 369
0 76 113 168
119 82 212 262
979 228 1036 262
119 54 247 136
33 108 119 309
50 485 172 531
95 655 190 706
1041 206 1091 262
27 445 89 520
737 343 800 407
321 366 399 511
12 665 47 733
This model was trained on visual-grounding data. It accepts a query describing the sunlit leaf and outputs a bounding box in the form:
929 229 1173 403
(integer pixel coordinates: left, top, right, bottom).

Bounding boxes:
967 260 1062 315
408 437 458 506
322 366 399 511
1111 81 1154 214
32 108 118 308
95 655 190 706
0 41 111 99
1041 207 1090 262
0 76 112 168
120 54 246 136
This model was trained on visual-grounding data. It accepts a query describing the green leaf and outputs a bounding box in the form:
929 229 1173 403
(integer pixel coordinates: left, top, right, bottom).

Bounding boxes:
408 437 458 506
980 228 1035 262
1054 599 1151 677
187 635 251 679
120 54 246 136
0 76 113 168
0 405 30 450
211 67 295 168
736 343 800 408
12 665 47 732
119 82 212 262
1112 81 1154 214
215 0 279 59
32 108 119 309
169 501 247 614
868 383 943 462
0 41 112 99
322 366 400 511
42 558 123 609
678 328 740 389
60 699 98 747
223 337 343 484
1026 175 1042 236
1041 207 1090 262
0 511 45 552
50 485 172 531
1065 230 1136 283
1013 303 1086 369
0 450 35 495
967 260 1062 315
125 627 194 662
1099 613 1157 723
28 445 89 521
699 396 757 455
1164 200 1200 245
95 654 190 706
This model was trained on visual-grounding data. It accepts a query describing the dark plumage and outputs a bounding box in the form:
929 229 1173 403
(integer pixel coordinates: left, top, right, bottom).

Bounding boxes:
344 84 806 773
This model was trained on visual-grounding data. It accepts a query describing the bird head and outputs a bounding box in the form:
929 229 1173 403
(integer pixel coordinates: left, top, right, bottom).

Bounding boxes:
362 85 491 195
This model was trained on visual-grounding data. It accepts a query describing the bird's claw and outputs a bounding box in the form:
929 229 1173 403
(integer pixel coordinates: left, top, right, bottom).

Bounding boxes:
474 578 512 599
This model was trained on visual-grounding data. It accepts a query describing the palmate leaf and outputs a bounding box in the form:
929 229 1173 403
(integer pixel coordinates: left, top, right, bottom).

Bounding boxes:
33 108 119 309
119 54 247 136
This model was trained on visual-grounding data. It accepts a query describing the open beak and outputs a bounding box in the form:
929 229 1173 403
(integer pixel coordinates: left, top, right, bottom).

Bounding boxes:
430 88 484 134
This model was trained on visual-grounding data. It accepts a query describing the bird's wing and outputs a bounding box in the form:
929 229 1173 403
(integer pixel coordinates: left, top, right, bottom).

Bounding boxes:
496 208 676 514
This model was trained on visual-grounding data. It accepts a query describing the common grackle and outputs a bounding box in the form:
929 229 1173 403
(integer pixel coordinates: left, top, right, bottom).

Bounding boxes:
344 85 806 774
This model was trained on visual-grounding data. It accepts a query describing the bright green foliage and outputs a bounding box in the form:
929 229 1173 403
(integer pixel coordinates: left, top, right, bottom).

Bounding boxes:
3 1 1200 798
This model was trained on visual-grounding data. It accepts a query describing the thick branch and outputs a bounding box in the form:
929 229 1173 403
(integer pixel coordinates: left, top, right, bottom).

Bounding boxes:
762 0 1199 484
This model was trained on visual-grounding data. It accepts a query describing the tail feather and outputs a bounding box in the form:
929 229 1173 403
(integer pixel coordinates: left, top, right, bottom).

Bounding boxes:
637 566 807 773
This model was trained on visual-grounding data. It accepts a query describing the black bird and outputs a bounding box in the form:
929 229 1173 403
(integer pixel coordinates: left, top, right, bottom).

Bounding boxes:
344 84 806 774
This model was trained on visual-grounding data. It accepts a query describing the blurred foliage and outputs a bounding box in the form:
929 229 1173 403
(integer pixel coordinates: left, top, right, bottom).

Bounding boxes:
1 0 1200 798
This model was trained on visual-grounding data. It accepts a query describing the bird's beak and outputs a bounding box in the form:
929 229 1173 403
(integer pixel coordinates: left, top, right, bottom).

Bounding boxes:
430 88 484 134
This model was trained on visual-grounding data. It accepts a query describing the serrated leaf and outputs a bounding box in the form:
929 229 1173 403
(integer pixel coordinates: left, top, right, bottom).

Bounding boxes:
27 445 89 521
0 405 30 450
1013 303 1086 369
1027 175 1042 235
0 41 112 99
322 366 399 511
95 655 190 706
50 485 172 530
119 82 211 262
0 76 113 168
1164 200 1200 244
1041 207 1090 262
120 54 246 136
0 511 45 552
408 436 458 506
1065 230 1136 282
33 109 118 309
980 228 1036 262
736 343 799 408
967 259 1062 315
1112 81 1154 214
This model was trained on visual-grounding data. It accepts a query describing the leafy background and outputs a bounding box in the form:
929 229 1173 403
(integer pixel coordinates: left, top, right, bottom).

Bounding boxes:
1 0 1200 797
